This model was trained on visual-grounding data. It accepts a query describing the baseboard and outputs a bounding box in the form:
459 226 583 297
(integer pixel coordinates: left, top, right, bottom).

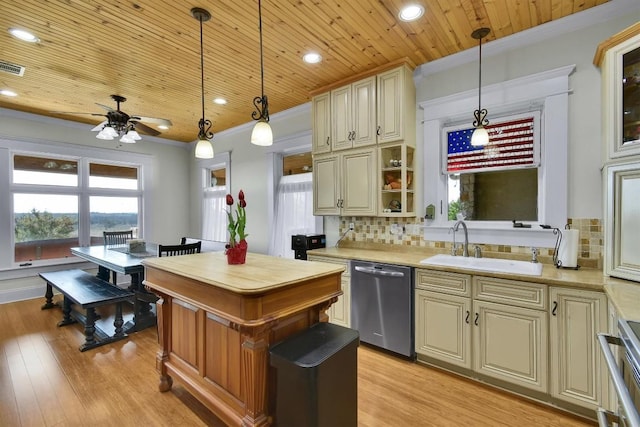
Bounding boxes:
0 284 47 304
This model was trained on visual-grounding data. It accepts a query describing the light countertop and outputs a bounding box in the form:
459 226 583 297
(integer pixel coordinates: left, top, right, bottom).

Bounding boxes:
308 244 640 320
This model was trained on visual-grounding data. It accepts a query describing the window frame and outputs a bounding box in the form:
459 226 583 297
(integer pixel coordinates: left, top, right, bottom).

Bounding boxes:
199 151 230 241
0 136 153 274
420 65 574 247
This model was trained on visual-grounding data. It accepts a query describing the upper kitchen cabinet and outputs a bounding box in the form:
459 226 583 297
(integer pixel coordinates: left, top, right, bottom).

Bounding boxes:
331 77 377 151
313 148 377 216
595 23 640 160
312 92 332 154
379 144 415 217
377 65 416 146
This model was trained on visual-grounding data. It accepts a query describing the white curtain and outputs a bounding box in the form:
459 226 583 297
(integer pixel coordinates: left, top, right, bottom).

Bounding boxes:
202 185 227 242
268 173 318 258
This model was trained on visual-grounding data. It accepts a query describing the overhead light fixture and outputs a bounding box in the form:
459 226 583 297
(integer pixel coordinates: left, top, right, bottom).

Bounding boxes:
250 0 273 147
0 89 17 97
192 7 215 159
470 27 491 147
8 28 40 43
213 97 227 105
303 52 322 64
399 4 425 22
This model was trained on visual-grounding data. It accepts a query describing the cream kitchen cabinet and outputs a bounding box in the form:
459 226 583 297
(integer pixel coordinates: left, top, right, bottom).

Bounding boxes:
313 148 377 216
379 144 415 216
376 65 416 146
549 287 609 411
415 269 472 368
472 277 548 393
331 77 376 151
416 270 549 393
312 92 331 154
307 255 350 327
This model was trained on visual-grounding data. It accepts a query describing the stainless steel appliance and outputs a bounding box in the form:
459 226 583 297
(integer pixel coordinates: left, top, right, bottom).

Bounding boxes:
350 260 414 358
598 319 640 427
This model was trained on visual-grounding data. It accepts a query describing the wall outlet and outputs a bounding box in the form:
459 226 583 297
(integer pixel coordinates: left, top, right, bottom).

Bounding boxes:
349 222 355 230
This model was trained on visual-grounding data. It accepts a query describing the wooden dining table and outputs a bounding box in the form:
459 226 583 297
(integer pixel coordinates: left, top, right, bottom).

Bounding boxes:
70 244 158 333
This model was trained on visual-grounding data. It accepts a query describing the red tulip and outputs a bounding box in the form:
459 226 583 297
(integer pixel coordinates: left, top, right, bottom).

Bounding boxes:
238 190 245 201
226 194 234 206
239 199 246 208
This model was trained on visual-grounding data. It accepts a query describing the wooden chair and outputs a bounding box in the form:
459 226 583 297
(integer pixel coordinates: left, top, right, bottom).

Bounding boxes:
158 241 202 257
103 230 133 245
103 230 134 285
181 237 226 252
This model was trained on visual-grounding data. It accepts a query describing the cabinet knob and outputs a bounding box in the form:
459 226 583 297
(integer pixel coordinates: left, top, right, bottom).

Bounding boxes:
474 312 479 326
552 301 558 316
376 126 381 136
465 310 470 324
326 136 330 145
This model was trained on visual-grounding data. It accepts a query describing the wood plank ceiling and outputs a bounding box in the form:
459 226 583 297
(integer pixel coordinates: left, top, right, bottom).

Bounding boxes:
0 0 608 143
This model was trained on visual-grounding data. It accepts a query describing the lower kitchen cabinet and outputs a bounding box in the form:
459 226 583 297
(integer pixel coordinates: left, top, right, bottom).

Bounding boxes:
473 299 548 393
549 287 608 411
415 289 471 369
307 255 350 327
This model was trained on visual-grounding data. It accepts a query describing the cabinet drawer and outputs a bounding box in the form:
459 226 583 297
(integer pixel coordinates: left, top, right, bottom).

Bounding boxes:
415 269 471 297
307 256 350 276
473 276 547 310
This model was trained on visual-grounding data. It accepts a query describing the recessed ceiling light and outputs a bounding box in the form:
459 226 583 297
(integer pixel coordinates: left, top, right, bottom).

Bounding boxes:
213 97 227 105
0 89 17 97
399 4 425 22
8 28 40 43
303 52 322 64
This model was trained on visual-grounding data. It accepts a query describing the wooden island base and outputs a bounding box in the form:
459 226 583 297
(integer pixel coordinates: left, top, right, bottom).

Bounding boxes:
143 252 344 426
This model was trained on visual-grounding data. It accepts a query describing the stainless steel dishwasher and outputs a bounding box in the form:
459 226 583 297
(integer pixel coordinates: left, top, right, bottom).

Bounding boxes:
350 260 414 358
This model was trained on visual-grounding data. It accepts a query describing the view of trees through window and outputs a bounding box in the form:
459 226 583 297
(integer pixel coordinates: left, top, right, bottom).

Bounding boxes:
12 155 140 262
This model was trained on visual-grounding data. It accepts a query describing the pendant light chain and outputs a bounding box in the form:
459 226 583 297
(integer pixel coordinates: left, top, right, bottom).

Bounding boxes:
259 0 265 99
200 15 206 124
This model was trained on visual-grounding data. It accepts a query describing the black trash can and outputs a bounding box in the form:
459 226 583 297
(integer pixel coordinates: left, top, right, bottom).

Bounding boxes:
270 322 359 427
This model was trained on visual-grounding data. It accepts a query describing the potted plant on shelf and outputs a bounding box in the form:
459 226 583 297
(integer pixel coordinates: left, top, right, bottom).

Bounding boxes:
225 190 248 264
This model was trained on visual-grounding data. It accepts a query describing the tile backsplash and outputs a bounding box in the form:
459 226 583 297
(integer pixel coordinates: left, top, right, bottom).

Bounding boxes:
337 217 602 269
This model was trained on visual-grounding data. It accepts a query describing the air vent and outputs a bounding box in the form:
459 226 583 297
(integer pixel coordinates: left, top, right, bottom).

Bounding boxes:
0 60 25 77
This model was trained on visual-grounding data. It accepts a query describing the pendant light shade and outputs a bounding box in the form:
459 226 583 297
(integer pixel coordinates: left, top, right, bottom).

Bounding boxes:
192 7 214 159
250 0 273 147
471 27 491 147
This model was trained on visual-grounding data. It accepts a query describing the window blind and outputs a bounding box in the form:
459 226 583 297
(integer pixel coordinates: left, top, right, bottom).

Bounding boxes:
446 116 538 174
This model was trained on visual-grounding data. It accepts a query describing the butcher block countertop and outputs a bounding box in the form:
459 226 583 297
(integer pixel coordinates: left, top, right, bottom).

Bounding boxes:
308 243 640 321
142 251 345 294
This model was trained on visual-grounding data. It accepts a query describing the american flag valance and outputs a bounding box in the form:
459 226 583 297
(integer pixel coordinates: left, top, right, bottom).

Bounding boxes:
446 115 539 174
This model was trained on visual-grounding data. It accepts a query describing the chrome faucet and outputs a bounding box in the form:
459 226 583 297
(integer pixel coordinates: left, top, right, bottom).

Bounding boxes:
452 220 469 257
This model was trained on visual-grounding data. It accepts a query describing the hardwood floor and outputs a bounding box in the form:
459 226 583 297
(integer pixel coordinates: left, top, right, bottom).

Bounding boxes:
1 297 594 426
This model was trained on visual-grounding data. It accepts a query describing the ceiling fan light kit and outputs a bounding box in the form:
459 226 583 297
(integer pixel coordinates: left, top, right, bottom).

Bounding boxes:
250 0 273 147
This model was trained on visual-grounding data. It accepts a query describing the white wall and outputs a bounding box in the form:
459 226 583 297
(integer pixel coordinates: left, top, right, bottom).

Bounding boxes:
415 10 640 220
0 109 191 301
188 105 313 254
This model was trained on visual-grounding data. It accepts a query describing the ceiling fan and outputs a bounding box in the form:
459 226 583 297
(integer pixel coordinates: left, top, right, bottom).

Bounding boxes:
53 94 173 143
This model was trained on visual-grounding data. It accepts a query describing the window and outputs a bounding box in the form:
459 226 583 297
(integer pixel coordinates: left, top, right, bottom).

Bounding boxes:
201 152 230 242
444 112 540 222
420 65 573 246
1 139 152 270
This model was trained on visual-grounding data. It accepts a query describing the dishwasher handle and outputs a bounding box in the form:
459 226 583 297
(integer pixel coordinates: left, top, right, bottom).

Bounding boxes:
597 333 640 427
354 265 405 278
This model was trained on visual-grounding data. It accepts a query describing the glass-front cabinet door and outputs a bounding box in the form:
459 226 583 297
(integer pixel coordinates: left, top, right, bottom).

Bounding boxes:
597 24 640 160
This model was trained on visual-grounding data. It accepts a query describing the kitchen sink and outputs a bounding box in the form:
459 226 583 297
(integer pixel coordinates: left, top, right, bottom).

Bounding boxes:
419 254 543 276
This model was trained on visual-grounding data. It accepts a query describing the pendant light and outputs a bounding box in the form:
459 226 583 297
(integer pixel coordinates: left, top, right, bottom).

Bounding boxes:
250 0 273 146
470 27 491 147
192 7 214 159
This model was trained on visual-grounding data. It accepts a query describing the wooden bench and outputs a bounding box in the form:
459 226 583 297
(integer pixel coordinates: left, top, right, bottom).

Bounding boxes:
40 269 135 352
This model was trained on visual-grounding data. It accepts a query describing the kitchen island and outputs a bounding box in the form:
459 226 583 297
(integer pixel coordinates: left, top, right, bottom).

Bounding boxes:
142 252 344 427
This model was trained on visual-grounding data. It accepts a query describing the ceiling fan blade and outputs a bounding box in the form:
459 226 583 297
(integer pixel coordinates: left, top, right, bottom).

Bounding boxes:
96 103 114 112
91 121 108 131
131 121 161 136
131 115 173 127
51 111 106 117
